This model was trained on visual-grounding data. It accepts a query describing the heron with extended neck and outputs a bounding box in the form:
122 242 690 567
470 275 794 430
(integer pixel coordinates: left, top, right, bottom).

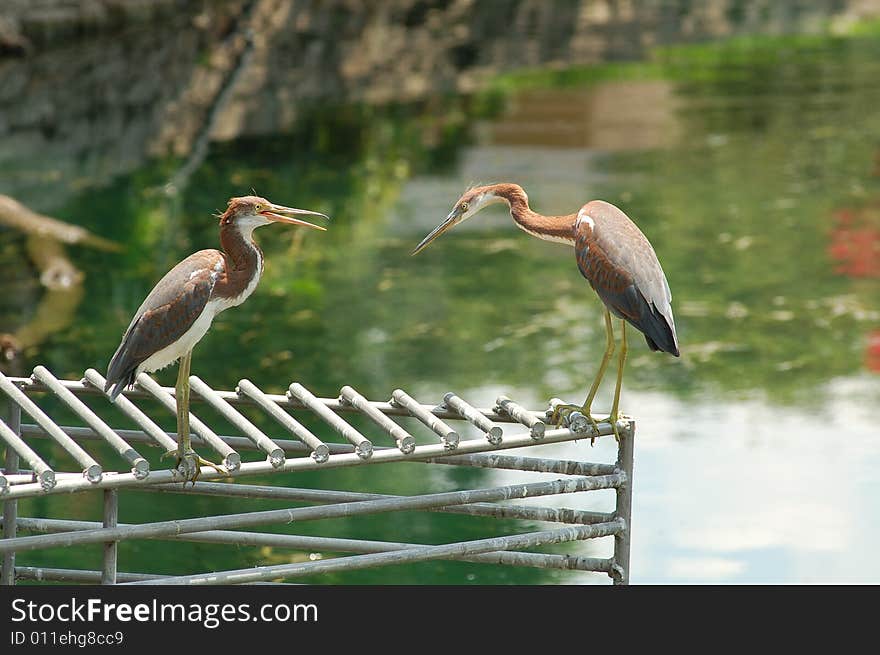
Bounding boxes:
412 183 679 439
104 195 328 481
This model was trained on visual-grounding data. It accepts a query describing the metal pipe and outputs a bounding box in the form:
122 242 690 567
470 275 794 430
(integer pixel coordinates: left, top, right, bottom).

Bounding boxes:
12 516 612 573
390 389 459 449
0 372 101 482
340 386 414 454
144 481 616 525
0 475 623 553
429 453 618 476
9 376 516 423
236 379 329 463
20 423 285 454
14 566 161 583
444 393 503 445
136 373 240 472
495 395 545 439
548 397 597 437
18 424 614 476
83 368 178 452
189 375 284 467
0 420 54 491
1 404 20 585
1 473 33 485
32 367 149 479
288 383 372 458
3 423 610 500
613 418 635 585
130 520 625 585
102 489 118 585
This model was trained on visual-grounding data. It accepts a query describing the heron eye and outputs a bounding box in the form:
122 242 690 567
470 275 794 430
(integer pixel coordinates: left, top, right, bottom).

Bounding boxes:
460 202 469 212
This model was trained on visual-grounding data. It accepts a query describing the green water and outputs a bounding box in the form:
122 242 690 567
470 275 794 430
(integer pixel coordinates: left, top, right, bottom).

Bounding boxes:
4 28 880 583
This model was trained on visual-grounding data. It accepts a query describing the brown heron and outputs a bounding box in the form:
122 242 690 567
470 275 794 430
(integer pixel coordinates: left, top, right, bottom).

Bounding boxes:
105 195 328 480
412 183 679 439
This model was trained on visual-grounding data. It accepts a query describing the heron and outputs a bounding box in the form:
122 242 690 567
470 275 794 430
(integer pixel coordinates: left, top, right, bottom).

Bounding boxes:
412 183 679 440
104 195 328 481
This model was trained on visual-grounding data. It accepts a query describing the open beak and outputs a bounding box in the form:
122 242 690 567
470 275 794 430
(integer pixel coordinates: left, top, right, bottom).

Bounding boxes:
260 203 329 231
412 208 461 255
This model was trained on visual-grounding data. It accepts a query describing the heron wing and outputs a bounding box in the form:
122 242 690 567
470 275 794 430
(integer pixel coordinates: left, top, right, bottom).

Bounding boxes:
105 250 222 398
574 201 679 356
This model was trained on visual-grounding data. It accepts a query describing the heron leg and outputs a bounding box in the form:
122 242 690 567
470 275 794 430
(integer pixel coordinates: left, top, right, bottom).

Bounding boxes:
161 351 225 484
604 318 627 442
176 349 192 461
550 308 616 439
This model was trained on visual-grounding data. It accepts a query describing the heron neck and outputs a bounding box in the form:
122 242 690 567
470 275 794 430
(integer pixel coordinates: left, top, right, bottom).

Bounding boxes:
487 184 576 245
219 223 263 273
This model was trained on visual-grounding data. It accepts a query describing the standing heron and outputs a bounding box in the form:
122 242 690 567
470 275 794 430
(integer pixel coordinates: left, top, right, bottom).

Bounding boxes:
105 195 328 480
412 183 679 439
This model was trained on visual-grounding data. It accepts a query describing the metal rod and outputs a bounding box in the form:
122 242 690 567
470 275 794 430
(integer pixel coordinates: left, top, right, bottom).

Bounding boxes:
189 376 284 467
1 473 33 485
130 520 625 585
0 420 54 491
83 369 178 452
136 373 240 471
391 389 459 449
12 516 613 573
429 453 618 476
32 367 149 479
102 489 118 585
20 423 284 454
613 419 635 585
236 379 329 463
444 393 503 445
0 372 102 482
144 481 616 525
495 395 545 439
340 386 414 453
10 376 516 423
1 404 20 585
0 475 623 553
14 566 161 584
18 424 613 476
288 383 372 458
3 423 610 500
548 397 600 437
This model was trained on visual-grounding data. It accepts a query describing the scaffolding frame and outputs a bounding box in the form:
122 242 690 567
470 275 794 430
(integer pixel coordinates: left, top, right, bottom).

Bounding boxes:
0 368 634 585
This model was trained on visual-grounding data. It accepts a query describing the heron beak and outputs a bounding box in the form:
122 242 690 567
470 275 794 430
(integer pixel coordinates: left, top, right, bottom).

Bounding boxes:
412 208 461 255
261 203 329 231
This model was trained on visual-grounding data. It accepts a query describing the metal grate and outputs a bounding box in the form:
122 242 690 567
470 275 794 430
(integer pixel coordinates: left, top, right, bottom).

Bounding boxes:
0 367 634 585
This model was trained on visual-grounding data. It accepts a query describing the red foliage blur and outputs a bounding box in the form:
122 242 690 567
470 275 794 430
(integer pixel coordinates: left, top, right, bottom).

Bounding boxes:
828 207 880 278
867 330 880 372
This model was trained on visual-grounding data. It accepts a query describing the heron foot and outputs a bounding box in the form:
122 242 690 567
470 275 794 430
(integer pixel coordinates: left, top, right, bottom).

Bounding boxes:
602 413 621 443
548 403 601 444
161 449 226 485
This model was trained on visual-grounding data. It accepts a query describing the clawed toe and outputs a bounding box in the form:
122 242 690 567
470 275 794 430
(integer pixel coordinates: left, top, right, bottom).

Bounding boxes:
162 449 225 485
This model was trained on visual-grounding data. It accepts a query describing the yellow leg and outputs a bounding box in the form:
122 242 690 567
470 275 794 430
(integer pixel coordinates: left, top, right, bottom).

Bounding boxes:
161 350 224 484
550 308 616 438
581 308 615 414
606 318 627 442
176 349 192 459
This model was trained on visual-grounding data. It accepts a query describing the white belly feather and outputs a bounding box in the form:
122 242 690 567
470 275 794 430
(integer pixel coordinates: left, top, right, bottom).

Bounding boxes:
137 258 262 375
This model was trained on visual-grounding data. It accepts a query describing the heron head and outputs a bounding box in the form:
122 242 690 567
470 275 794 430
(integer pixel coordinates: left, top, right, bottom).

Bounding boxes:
411 185 506 255
220 195 329 233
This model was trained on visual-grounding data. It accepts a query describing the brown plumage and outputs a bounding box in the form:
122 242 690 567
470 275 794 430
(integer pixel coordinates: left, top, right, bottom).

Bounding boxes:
103 195 327 481
412 182 679 437
106 196 328 400
573 200 678 356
